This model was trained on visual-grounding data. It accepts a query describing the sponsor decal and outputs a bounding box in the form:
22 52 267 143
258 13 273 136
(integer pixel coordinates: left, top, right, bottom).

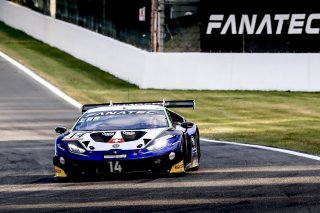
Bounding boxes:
54 166 67 177
102 132 115 137
170 160 185 173
200 0 320 52
86 110 159 117
62 138 80 142
122 131 135 136
206 13 320 35
104 154 127 159
112 144 120 148
175 164 184 170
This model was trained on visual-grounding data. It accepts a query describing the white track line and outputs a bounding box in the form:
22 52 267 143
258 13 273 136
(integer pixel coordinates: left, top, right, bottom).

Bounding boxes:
202 138 320 161
2 51 320 161
0 51 82 109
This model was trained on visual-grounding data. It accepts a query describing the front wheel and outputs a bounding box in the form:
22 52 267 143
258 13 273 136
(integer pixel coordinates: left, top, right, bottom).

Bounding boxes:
189 129 201 171
180 135 188 171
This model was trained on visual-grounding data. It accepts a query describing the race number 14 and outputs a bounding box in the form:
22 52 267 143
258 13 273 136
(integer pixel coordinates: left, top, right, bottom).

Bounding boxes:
108 161 122 173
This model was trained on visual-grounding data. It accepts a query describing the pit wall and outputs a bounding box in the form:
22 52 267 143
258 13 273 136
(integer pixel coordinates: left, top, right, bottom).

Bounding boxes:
1 1 320 91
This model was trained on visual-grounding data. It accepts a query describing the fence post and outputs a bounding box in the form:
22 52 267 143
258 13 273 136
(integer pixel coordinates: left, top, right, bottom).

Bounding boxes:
50 0 56 18
157 0 164 52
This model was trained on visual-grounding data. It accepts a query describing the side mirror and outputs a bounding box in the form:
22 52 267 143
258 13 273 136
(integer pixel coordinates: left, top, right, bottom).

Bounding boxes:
181 121 194 129
55 126 67 134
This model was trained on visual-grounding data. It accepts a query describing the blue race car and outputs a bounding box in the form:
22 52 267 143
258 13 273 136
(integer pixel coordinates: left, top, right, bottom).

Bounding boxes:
53 100 200 178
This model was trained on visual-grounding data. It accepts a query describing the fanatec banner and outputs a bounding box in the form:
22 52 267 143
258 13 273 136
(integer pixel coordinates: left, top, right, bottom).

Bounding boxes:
200 0 320 52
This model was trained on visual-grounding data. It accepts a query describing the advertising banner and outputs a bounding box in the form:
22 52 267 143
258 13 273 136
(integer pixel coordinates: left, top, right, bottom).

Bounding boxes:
200 0 320 52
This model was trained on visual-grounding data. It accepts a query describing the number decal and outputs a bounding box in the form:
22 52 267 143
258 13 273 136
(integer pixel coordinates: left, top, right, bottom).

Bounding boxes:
114 161 122 172
108 161 122 173
108 161 113 172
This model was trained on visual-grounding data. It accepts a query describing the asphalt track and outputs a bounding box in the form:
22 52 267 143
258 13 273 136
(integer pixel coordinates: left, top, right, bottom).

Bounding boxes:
0 54 320 213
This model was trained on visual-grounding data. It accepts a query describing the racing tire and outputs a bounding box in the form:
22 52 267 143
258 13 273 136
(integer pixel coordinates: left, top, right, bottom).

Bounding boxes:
181 135 188 172
189 129 201 171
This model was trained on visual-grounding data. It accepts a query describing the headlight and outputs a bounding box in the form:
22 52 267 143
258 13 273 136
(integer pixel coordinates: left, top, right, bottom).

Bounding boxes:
146 135 173 152
67 141 86 154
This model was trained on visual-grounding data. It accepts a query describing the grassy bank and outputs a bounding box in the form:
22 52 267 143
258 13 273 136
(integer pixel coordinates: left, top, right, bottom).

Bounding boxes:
1 21 320 155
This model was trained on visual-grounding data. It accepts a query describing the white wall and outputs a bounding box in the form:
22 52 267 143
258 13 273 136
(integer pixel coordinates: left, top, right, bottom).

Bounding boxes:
0 1 146 86
1 1 320 91
143 53 320 91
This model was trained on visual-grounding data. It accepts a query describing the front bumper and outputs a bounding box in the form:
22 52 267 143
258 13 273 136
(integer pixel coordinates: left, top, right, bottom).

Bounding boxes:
53 152 184 177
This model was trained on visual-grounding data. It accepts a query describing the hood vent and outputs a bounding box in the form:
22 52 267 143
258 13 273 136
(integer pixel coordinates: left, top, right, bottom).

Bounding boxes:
121 131 147 142
90 132 115 142
90 131 147 143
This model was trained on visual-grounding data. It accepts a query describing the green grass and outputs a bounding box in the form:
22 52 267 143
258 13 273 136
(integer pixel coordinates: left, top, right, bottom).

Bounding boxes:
1 21 320 155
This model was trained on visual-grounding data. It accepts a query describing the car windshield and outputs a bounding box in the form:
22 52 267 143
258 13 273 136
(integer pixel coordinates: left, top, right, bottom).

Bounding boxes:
73 109 169 131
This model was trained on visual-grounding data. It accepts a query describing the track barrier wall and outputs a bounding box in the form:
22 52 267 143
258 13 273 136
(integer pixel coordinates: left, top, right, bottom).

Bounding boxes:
1 1 320 91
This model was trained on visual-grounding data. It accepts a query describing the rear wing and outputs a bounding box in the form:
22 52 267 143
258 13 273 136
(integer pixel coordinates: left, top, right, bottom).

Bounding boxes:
82 100 195 113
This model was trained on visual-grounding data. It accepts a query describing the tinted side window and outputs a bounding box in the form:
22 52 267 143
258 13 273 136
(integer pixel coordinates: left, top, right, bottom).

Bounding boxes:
167 109 185 125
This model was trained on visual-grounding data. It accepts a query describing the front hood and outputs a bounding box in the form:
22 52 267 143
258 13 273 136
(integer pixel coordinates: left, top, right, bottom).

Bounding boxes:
63 128 167 151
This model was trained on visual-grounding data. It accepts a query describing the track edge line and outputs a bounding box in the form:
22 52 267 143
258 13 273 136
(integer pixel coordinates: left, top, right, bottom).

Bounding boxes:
201 138 320 161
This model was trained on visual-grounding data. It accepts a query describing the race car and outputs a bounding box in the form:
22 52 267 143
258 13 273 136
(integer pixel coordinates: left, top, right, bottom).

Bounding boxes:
53 100 200 178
